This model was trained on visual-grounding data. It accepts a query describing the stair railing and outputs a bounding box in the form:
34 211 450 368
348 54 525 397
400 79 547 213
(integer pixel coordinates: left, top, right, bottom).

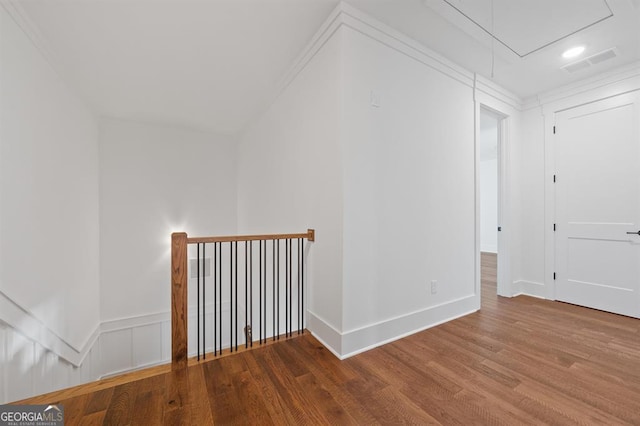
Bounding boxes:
171 229 315 367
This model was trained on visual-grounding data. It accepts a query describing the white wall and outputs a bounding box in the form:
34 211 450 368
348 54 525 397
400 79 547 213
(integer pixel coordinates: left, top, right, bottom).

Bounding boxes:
480 113 498 253
99 118 237 322
519 107 545 286
239 5 481 358
340 23 478 356
0 5 101 401
99 118 237 372
237 22 344 353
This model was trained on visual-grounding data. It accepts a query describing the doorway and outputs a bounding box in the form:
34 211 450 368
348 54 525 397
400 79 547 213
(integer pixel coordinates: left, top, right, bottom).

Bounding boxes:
479 107 503 302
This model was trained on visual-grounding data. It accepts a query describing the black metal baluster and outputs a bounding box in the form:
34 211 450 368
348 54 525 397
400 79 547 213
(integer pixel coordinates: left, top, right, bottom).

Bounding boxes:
298 238 301 335
229 242 232 353
218 243 222 355
277 239 280 340
234 241 238 352
250 241 253 348
288 238 292 337
263 240 267 344
245 241 248 349
213 242 217 356
259 240 262 344
301 237 304 334
285 239 289 337
272 239 275 341
203 243 206 358
197 243 200 361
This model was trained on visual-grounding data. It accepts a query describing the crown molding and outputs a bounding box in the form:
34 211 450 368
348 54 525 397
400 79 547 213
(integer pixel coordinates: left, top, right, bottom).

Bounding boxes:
537 60 640 107
1 1 62 76
274 1 478 105
474 73 523 110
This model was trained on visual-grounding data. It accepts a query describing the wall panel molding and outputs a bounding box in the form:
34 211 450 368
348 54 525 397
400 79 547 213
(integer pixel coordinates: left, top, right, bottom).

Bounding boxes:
0 289 99 367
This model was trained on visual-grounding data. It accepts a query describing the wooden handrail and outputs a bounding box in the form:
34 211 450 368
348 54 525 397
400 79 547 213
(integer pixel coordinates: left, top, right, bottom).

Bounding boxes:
171 229 315 368
186 229 314 244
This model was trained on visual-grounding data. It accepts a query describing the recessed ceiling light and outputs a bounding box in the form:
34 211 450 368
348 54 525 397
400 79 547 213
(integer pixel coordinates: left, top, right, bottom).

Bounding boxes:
562 46 586 59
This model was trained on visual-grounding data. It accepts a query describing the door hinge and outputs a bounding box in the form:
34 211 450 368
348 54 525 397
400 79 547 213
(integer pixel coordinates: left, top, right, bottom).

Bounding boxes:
497 226 502 232
553 126 556 134
553 174 556 183
553 272 556 280
553 223 556 231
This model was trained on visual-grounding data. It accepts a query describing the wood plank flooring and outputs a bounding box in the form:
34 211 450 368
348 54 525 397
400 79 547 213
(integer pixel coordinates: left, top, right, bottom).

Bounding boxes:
17 252 640 424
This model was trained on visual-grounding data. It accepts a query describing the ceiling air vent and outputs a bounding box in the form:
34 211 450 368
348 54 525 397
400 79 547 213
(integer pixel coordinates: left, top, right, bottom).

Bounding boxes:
563 60 591 73
588 48 617 64
562 48 617 73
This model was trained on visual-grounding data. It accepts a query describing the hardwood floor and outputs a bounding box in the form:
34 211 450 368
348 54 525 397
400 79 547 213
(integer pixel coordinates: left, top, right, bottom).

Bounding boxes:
18 253 640 424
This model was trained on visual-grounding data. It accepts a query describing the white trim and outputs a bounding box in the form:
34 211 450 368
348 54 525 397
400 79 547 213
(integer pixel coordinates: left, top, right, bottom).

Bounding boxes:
306 310 342 357
310 295 478 359
496 116 510 298
474 74 523 110
340 295 478 358
537 61 640 107
0 0 95 115
543 107 557 301
98 359 167 381
475 81 517 299
0 289 99 367
511 280 547 299
0 1 59 73
338 3 474 88
0 325 6 403
276 3 344 96
101 312 169 333
271 0 478 121
480 245 498 254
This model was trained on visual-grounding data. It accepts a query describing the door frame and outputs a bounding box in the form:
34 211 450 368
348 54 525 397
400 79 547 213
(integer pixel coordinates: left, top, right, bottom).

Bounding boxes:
477 105 508 298
474 75 529 303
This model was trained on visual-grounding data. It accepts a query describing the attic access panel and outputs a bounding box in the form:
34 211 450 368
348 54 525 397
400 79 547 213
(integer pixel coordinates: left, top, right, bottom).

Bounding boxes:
441 0 613 57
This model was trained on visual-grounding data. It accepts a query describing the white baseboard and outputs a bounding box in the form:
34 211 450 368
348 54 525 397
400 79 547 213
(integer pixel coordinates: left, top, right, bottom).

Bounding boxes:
307 295 478 359
341 295 478 358
511 280 546 299
306 311 343 358
480 246 497 254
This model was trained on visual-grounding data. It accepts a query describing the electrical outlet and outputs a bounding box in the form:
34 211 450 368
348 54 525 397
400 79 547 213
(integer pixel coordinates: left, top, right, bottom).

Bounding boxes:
430 280 438 294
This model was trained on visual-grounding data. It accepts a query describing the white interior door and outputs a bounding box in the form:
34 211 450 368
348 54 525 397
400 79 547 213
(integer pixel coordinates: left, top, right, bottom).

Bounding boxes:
555 91 640 318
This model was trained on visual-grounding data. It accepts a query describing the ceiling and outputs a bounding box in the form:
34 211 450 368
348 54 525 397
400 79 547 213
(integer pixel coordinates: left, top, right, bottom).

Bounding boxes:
436 0 614 58
349 0 640 97
12 0 640 136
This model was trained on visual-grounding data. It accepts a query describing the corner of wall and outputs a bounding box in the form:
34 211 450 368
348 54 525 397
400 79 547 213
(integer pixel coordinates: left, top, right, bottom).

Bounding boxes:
307 311 343 359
